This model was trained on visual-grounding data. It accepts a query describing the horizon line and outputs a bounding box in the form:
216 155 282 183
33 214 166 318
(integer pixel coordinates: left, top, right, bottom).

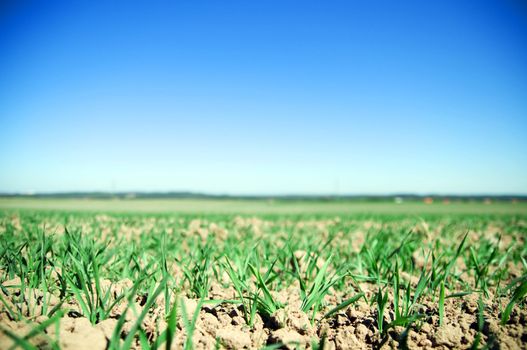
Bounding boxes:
1 191 526 199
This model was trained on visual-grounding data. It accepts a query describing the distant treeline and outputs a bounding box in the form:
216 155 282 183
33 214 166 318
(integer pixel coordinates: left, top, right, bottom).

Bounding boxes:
0 192 525 202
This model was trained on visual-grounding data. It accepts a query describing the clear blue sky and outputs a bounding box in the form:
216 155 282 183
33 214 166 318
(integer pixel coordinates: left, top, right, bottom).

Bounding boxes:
1 0 526 195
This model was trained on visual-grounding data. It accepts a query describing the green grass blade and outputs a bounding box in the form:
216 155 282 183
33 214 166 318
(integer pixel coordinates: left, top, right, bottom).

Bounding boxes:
321 292 364 320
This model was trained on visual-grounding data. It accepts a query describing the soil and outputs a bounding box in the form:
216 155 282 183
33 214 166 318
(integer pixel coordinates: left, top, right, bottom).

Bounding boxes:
2 283 525 349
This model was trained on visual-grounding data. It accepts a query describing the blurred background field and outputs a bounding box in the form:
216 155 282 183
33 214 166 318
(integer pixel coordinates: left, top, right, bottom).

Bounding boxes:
1 198 526 215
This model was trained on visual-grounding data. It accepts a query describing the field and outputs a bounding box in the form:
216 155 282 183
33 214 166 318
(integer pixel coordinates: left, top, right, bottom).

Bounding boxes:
0 199 526 349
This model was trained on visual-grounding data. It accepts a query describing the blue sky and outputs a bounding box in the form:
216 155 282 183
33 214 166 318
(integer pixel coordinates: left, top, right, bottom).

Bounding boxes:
1 0 526 195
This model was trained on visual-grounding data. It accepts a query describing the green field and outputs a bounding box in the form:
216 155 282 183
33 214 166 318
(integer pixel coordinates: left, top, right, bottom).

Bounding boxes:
0 198 526 215
0 201 526 349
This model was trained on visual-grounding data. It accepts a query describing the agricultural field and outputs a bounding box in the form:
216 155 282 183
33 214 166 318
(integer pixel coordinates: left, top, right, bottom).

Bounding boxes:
0 201 526 349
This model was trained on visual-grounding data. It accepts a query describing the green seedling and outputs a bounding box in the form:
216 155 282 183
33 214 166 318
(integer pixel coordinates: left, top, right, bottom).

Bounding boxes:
501 277 527 325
